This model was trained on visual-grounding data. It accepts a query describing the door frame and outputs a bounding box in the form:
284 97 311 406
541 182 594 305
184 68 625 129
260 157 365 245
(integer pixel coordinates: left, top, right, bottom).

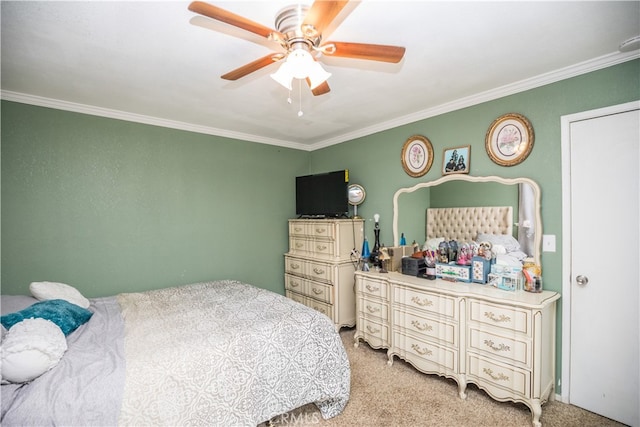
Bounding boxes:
560 100 640 403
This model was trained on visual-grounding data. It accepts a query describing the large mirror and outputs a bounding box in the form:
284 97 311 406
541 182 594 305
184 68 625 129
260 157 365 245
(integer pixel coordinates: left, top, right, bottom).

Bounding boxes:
392 175 542 265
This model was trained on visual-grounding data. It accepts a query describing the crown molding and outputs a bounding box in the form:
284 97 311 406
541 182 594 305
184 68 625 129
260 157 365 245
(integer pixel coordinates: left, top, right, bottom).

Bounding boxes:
2 51 637 152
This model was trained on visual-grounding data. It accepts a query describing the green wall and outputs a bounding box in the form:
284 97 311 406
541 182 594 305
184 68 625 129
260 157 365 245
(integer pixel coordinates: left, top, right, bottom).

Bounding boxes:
1 59 638 393
1 102 311 296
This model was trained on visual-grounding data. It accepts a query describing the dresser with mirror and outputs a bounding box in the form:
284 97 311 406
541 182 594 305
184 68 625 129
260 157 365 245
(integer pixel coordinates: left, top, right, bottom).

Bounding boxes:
354 175 560 427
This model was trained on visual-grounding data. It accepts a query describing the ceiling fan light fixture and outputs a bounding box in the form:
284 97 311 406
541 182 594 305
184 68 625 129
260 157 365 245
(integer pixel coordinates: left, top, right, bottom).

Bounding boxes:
270 46 331 90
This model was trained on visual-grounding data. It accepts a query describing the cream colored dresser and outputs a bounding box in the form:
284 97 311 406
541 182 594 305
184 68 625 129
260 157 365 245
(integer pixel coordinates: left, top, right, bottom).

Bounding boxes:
354 271 560 427
284 218 363 329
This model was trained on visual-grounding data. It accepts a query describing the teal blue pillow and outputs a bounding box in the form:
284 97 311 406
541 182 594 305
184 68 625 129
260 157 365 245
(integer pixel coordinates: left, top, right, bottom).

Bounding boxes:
1 299 93 336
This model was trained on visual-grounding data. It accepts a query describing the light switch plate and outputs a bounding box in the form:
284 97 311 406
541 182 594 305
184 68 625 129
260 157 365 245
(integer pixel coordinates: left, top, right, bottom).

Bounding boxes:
542 234 556 252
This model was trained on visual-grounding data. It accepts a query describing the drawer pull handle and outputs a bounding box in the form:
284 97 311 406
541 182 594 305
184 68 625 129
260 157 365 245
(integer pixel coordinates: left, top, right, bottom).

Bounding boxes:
366 305 380 313
411 296 434 307
312 288 324 295
484 339 510 352
484 311 511 323
290 263 301 270
365 284 380 292
411 320 433 332
289 281 300 287
316 245 328 251
313 268 325 275
483 368 509 382
411 343 433 356
315 307 326 314
366 325 380 334
294 227 303 233
314 228 327 235
295 242 304 248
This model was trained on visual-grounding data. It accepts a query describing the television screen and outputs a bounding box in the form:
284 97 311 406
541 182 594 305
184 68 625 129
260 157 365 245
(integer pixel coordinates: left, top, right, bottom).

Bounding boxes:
296 170 349 217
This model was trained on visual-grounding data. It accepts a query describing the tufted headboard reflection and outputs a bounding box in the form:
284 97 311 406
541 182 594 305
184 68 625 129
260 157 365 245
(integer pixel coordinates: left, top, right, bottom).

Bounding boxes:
426 206 513 242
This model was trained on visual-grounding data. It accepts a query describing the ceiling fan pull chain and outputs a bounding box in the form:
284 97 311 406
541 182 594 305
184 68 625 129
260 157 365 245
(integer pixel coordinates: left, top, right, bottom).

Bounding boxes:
298 79 304 117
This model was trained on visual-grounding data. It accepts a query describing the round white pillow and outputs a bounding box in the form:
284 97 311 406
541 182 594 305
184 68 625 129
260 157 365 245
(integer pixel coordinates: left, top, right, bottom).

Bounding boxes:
1 318 67 383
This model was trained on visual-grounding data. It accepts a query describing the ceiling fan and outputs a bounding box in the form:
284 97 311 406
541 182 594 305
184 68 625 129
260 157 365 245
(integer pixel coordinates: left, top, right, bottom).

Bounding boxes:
188 1 406 96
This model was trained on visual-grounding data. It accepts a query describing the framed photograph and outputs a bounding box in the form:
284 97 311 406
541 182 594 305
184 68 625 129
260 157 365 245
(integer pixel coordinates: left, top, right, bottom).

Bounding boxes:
485 113 534 166
401 135 434 177
442 145 470 175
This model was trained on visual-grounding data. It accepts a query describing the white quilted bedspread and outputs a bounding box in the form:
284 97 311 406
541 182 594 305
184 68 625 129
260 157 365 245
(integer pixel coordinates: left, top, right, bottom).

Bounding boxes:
116 280 350 426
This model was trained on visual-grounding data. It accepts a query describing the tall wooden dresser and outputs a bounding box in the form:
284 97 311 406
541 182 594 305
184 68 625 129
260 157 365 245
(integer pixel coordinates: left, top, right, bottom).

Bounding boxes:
354 270 560 427
284 218 364 329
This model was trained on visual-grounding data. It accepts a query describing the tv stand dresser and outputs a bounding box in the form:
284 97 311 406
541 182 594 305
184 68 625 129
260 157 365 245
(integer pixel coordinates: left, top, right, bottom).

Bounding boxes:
284 218 363 329
354 270 560 427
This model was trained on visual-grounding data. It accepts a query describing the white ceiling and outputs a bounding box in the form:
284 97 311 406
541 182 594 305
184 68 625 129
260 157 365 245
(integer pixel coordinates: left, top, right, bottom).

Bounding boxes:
2 1 639 151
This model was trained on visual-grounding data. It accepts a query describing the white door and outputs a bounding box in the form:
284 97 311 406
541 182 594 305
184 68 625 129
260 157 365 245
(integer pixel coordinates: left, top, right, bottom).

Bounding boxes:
562 103 639 426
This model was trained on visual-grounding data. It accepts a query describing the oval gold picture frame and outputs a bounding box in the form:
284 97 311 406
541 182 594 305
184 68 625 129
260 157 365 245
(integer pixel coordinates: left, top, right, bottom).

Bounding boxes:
401 135 434 177
485 113 534 166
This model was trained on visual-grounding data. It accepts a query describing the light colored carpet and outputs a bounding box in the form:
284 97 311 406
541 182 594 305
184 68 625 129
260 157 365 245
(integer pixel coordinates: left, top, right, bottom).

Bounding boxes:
264 328 625 427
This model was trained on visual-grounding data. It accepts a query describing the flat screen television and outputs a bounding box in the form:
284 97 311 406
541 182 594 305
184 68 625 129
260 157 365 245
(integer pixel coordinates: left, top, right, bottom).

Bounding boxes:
296 170 349 218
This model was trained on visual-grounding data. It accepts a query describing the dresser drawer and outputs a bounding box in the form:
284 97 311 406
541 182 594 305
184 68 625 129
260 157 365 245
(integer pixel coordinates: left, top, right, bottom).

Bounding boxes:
285 273 334 304
285 257 333 284
468 300 531 336
392 330 458 372
358 316 389 348
393 286 457 318
468 327 530 367
285 290 306 305
289 221 336 240
357 277 389 300
307 299 333 321
467 353 531 399
394 310 457 347
359 297 389 321
289 237 336 257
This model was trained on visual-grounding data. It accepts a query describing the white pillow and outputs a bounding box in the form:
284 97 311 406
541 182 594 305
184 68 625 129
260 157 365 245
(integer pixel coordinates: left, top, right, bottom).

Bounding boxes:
1 318 67 383
424 237 445 251
30 281 90 309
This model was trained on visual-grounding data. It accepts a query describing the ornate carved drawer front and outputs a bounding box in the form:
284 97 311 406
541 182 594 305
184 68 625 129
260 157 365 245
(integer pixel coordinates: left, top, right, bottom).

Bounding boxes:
468 327 530 367
308 299 333 320
394 310 457 347
361 298 389 321
358 316 389 348
285 257 333 284
469 300 531 336
285 273 305 293
307 280 333 304
467 353 531 399
289 221 336 240
289 237 335 257
392 330 458 372
285 290 306 305
357 277 389 300
394 286 456 318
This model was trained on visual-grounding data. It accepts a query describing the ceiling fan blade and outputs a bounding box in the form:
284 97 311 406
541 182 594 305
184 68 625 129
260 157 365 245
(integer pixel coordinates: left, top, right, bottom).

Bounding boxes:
188 1 282 39
302 1 350 36
322 41 406 63
221 54 285 81
308 79 331 96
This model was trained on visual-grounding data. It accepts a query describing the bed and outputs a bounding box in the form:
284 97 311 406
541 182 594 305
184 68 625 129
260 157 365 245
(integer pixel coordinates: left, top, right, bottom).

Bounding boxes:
1 280 350 426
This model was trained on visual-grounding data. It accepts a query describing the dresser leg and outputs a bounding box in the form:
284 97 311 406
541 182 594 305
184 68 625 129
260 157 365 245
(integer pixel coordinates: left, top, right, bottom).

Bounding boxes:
458 376 468 400
386 352 394 366
531 399 542 427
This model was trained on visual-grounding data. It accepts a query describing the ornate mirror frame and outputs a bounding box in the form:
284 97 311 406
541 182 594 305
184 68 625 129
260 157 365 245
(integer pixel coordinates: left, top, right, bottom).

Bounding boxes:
392 174 542 265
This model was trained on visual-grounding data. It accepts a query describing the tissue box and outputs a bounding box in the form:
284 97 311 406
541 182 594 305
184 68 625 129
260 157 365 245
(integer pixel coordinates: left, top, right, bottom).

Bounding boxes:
435 263 471 282
387 246 415 272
